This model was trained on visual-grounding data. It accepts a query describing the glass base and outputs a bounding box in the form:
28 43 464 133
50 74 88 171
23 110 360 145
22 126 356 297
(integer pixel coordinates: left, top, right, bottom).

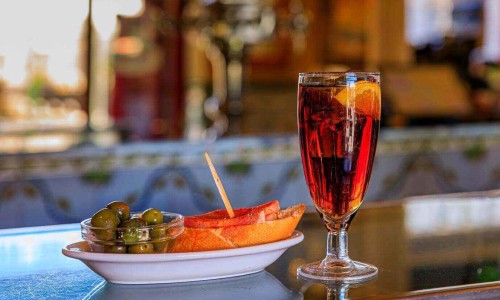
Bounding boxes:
298 260 378 283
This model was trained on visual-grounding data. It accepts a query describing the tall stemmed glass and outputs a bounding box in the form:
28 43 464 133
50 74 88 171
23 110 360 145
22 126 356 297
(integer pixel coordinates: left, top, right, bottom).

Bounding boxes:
297 72 380 282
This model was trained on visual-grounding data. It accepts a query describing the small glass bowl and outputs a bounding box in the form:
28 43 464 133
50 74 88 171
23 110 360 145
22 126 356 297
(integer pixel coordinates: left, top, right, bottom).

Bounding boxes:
81 212 184 254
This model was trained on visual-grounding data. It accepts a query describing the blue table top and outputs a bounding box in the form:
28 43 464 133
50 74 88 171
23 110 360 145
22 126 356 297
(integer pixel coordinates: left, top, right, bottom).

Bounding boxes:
0 224 301 300
0 225 101 300
3 193 500 300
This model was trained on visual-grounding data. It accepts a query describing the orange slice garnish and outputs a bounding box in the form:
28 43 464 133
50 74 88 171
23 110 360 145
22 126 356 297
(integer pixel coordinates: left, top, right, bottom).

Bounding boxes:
336 81 381 118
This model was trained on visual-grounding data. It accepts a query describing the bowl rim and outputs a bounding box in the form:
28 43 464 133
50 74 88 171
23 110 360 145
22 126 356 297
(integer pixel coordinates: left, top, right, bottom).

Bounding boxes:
81 211 184 231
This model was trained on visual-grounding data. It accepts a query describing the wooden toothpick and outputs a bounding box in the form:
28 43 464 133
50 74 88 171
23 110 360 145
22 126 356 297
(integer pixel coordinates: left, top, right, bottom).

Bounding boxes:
204 152 235 218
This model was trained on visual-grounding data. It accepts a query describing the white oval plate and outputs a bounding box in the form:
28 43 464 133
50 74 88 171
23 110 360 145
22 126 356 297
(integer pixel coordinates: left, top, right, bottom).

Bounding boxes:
62 231 303 285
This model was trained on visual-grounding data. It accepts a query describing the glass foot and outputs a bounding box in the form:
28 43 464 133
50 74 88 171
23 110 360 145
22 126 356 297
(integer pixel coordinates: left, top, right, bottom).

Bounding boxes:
298 260 378 283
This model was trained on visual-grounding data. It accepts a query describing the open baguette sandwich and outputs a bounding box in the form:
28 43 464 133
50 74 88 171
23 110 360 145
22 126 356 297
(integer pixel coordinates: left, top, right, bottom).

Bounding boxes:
170 200 305 252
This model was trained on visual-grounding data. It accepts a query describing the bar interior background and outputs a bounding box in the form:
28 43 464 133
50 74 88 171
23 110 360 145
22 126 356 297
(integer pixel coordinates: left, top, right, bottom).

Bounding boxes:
0 0 499 228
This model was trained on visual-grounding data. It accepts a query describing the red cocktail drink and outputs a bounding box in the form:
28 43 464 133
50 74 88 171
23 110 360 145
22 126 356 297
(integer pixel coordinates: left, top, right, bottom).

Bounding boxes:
298 82 379 221
297 72 380 282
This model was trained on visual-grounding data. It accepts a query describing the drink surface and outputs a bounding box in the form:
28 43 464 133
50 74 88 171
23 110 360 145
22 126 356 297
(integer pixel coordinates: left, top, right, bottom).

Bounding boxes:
298 83 380 220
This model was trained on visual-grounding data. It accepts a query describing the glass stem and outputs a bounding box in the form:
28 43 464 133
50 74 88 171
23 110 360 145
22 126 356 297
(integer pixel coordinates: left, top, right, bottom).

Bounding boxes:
327 284 349 300
325 229 352 270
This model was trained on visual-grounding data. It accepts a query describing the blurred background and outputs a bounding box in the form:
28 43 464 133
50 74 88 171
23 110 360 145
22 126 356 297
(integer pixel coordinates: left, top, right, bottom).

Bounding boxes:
0 0 498 152
1 1 500 293
0 0 500 228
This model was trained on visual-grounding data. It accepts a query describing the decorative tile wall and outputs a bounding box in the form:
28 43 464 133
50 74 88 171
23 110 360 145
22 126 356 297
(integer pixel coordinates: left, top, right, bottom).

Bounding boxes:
1 125 500 228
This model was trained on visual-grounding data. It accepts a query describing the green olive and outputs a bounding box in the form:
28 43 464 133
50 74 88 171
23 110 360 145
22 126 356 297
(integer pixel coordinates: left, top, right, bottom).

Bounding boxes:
142 208 163 225
120 217 147 228
106 201 130 222
91 208 120 240
122 228 139 244
104 245 127 254
119 217 147 244
153 241 169 253
150 226 167 240
93 228 116 241
128 243 154 254
91 208 120 228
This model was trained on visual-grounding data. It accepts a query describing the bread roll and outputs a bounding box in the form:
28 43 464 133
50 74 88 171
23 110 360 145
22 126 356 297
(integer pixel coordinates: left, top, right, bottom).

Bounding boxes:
171 203 306 252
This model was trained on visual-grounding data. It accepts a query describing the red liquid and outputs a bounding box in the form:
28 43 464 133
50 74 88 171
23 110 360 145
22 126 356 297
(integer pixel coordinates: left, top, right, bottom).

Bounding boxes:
298 84 379 220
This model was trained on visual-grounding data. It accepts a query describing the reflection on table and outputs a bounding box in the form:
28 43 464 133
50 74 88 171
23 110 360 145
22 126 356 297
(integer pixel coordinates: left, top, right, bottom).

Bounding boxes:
268 190 500 299
82 271 301 300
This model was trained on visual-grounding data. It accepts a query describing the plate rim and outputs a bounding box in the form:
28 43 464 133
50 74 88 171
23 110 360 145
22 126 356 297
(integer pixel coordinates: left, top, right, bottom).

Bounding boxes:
62 230 304 262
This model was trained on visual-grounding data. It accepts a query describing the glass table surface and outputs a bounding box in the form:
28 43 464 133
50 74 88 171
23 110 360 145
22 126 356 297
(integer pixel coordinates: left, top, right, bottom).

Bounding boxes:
1 191 500 300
